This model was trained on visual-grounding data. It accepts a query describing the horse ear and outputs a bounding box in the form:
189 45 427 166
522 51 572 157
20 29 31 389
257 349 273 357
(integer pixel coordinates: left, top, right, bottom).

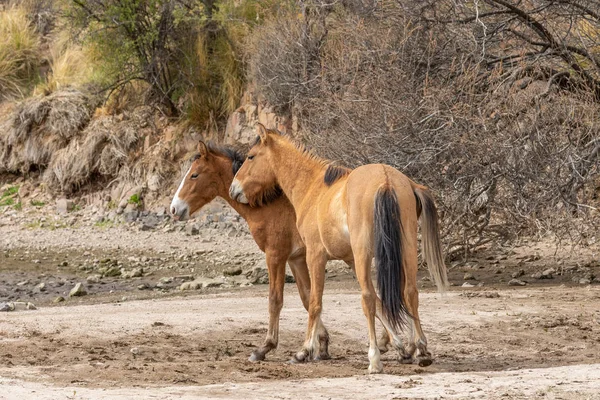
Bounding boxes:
256 123 268 144
198 141 209 157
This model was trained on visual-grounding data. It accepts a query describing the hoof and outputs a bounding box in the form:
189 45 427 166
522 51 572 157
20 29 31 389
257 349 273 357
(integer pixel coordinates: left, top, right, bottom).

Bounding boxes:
378 345 389 354
399 355 414 364
417 357 433 367
290 350 308 364
368 362 384 374
314 352 331 361
249 350 265 362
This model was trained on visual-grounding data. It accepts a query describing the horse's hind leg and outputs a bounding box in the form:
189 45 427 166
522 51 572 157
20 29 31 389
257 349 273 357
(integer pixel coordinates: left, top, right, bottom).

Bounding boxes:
376 298 412 361
402 255 432 367
292 248 328 363
288 255 330 360
249 250 286 362
352 247 383 374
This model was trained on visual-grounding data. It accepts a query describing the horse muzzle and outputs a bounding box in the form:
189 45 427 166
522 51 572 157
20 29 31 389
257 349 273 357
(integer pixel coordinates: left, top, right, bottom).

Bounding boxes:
229 179 249 204
170 197 190 221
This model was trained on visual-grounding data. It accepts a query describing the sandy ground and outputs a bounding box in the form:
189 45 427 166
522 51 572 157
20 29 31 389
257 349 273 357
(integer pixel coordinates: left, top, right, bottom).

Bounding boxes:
2 285 600 399
2 204 600 399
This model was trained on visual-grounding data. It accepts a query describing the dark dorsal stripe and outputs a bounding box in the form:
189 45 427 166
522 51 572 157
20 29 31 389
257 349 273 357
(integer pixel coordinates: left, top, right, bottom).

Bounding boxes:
324 164 351 186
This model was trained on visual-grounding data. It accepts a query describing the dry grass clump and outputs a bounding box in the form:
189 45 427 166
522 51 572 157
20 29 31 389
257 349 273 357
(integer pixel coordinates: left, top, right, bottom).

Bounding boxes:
0 89 97 173
36 30 99 94
43 106 157 193
0 5 40 100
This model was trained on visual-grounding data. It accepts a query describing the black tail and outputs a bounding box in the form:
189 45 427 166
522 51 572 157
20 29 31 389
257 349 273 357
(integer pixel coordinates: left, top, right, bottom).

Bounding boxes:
374 185 410 331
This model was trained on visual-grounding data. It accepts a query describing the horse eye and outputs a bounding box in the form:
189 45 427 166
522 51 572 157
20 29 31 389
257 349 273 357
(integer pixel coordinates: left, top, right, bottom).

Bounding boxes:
247 155 254 160
191 173 199 179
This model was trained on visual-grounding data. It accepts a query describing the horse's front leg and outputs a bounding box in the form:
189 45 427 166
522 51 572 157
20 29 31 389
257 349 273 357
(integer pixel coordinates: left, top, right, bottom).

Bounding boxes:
291 248 328 363
249 250 287 362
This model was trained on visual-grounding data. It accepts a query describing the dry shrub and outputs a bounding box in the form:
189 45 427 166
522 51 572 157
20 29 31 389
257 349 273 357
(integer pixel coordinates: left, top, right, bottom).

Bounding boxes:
182 23 245 133
249 1 600 253
43 106 154 193
0 5 40 100
247 11 324 111
0 89 96 173
37 30 99 94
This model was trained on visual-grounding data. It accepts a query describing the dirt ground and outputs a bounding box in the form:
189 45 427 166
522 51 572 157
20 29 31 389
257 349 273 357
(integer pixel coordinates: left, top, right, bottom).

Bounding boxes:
1 208 600 399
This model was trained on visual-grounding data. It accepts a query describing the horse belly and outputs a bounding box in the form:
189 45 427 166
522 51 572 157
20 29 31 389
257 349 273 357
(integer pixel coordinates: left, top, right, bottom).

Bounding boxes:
319 192 352 260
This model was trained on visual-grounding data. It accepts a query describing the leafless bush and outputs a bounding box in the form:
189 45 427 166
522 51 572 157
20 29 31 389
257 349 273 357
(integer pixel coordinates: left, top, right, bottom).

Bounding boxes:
248 0 600 254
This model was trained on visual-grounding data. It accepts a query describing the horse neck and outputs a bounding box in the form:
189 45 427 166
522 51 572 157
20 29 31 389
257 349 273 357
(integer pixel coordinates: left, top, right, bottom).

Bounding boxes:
270 139 324 209
212 154 254 218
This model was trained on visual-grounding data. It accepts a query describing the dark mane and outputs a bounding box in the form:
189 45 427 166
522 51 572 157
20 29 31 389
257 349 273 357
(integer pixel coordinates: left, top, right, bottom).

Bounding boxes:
248 185 284 208
206 142 246 175
206 140 284 206
324 164 351 186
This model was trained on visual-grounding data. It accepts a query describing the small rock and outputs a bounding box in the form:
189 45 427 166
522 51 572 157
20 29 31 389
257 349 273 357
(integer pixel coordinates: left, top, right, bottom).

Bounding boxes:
69 282 87 297
579 278 592 285
508 279 527 286
531 272 543 279
130 347 140 356
53 296 65 303
101 266 121 277
37 282 46 292
185 224 200 236
137 283 151 290
246 267 269 284
511 269 525 278
86 274 102 283
461 282 475 288
179 281 202 291
223 266 243 276
541 268 555 279
463 273 475 280
285 274 296 283
56 198 74 214
122 268 143 279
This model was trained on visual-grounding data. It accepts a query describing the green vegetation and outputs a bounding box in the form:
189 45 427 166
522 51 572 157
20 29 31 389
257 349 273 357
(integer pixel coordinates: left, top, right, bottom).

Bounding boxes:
30 200 45 207
2 186 18 197
128 193 141 206
0 197 15 207
94 219 115 229
0 186 19 208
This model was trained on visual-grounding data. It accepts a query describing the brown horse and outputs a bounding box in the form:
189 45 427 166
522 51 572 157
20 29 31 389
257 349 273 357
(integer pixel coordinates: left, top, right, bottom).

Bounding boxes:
170 141 330 361
230 125 448 373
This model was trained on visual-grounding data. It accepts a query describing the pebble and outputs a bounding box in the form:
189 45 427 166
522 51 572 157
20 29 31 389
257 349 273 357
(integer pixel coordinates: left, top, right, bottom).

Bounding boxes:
508 279 527 286
223 266 243 276
511 269 525 278
69 282 87 297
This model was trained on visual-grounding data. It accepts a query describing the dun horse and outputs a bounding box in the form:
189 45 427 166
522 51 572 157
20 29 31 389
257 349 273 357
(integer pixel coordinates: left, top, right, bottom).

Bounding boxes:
230 125 448 373
170 141 330 361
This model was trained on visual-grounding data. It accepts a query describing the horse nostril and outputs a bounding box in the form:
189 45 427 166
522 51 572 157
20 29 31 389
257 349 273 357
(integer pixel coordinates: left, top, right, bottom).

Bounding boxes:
170 206 176 215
